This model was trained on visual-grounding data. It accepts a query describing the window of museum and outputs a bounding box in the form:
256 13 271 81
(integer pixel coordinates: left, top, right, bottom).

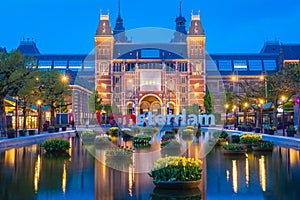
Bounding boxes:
116 98 119 102
182 87 186 93
182 77 186 83
116 87 120 93
182 97 185 103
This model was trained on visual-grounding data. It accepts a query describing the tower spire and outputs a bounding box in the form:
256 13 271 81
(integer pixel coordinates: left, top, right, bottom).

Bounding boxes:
118 0 121 16
180 0 182 16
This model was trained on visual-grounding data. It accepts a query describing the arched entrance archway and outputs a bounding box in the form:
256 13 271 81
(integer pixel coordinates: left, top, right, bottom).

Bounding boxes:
139 95 162 115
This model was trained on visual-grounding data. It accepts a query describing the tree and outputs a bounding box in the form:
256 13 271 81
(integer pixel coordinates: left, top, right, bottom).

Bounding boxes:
204 90 215 114
0 50 36 134
38 70 71 126
88 90 103 113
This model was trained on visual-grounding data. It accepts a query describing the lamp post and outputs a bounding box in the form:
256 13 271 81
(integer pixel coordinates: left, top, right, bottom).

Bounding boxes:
60 75 68 125
281 95 286 136
37 100 42 135
244 102 248 126
225 104 229 126
233 105 237 130
259 99 264 133
15 96 19 137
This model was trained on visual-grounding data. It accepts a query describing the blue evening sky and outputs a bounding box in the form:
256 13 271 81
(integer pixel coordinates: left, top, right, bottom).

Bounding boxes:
1 0 300 54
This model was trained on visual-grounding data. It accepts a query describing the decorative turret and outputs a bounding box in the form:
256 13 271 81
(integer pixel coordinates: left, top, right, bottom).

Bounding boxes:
171 1 187 43
96 10 112 36
188 11 205 36
113 0 128 42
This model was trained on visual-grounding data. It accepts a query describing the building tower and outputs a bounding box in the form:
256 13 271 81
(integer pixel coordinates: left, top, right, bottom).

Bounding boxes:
113 0 128 42
186 11 206 109
172 1 187 42
95 11 114 105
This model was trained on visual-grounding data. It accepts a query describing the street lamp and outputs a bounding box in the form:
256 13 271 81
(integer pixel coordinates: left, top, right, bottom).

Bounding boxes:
233 105 237 130
244 102 248 126
59 75 68 125
15 96 19 137
281 95 286 136
37 100 42 135
225 104 229 127
258 99 264 133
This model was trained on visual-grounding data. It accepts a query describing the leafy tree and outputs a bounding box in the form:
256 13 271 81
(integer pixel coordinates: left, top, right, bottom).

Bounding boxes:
88 90 103 113
0 50 36 134
37 70 71 126
204 90 215 114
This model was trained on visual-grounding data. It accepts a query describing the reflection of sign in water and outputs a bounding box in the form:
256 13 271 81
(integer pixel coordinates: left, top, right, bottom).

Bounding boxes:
140 72 161 91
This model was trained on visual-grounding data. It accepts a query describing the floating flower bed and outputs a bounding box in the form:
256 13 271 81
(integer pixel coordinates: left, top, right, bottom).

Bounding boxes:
109 127 119 136
42 139 70 153
222 144 247 154
252 140 274 151
132 135 152 144
149 156 202 189
239 134 261 147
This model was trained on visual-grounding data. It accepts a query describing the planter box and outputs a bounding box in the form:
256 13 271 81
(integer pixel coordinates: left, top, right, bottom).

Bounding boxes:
252 146 273 151
48 129 54 133
54 127 60 132
254 128 260 133
268 130 275 135
28 130 35 135
19 130 27 136
7 132 16 138
246 127 252 132
287 131 295 137
153 180 201 189
222 149 247 154
62 127 67 131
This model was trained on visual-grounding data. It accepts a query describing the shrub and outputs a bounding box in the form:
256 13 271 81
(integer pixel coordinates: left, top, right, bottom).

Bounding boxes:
42 139 70 153
219 131 228 139
132 135 152 144
223 144 245 151
149 156 202 182
161 140 181 148
239 134 261 144
231 135 241 143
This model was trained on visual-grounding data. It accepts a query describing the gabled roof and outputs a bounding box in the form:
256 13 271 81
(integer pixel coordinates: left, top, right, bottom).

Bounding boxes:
188 13 204 36
17 40 40 55
96 14 112 36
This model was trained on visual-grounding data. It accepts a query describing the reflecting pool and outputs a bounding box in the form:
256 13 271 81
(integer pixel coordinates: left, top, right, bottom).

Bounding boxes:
0 132 300 200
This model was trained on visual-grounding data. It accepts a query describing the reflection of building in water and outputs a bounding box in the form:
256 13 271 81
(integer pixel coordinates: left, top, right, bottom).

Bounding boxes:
95 3 206 115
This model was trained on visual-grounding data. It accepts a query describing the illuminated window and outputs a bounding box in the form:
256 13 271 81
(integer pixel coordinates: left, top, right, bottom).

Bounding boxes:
101 83 107 90
233 60 247 71
194 83 200 89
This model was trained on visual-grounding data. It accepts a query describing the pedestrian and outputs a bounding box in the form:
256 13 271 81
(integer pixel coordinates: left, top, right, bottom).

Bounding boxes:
178 116 182 127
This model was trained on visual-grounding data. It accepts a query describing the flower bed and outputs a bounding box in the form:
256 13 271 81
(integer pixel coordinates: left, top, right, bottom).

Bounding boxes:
149 156 202 189
94 135 113 149
143 127 159 135
186 126 194 130
132 135 152 144
182 129 194 135
42 139 70 153
239 134 261 147
252 140 274 151
222 144 247 154
80 130 97 142
133 126 142 134
109 127 119 136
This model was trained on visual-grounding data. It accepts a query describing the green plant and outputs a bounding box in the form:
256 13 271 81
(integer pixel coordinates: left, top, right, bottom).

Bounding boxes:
231 135 241 143
149 156 202 182
134 126 142 134
81 130 97 141
42 139 70 153
106 149 133 156
252 140 274 148
223 144 245 151
182 129 194 135
162 134 176 141
94 135 112 148
286 126 296 132
219 131 228 139
239 134 261 144
132 135 152 144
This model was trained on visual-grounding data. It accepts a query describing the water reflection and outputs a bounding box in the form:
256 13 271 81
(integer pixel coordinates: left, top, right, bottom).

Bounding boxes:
1 133 300 199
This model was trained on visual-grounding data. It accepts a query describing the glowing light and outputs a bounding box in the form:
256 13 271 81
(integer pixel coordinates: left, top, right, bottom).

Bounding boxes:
226 170 230 182
232 160 238 193
281 95 286 102
260 75 264 80
245 158 249 186
225 104 229 109
128 166 134 197
34 155 41 193
259 156 266 192
62 162 67 193
244 102 248 108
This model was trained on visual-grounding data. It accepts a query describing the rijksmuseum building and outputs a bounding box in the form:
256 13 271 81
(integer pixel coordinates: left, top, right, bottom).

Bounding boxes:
12 3 300 125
